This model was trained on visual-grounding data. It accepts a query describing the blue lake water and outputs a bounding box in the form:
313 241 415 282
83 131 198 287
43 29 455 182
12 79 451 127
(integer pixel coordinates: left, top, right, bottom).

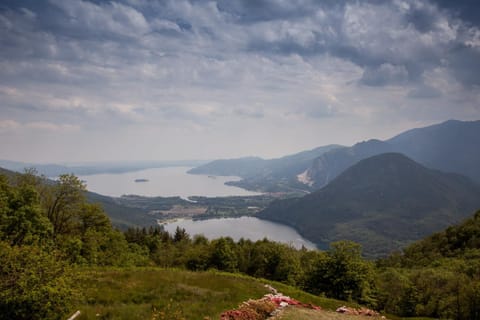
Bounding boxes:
162 216 317 250
80 167 316 249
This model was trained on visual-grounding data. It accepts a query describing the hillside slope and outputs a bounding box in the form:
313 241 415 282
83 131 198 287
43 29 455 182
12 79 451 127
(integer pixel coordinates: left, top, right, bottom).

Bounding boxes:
258 153 480 257
0 166 156 229
188 145 342 192
77 268 351 320
397 209 480 267
389 119 480 183
306 119 480 188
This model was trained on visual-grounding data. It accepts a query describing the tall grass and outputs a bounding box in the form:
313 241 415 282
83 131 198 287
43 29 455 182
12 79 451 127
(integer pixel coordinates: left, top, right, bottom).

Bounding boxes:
75 267 348 320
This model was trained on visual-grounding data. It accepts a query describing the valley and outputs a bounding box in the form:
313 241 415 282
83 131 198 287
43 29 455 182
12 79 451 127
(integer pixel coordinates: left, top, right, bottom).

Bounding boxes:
3 1 480 318
3 119 480 257
2 119 480 320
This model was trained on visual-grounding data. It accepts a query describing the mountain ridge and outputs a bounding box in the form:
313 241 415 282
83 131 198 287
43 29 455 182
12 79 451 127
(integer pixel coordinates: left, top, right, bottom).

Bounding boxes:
306 119 480 188
258 152 480 258
188 120 480 192
188 144 343 192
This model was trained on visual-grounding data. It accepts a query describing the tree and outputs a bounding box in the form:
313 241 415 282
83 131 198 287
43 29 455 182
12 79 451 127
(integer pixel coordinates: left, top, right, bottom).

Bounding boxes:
173 226 190 243
0 241 76 320
308 241 376 305
210 237 238 272
0 175 52 246
44 174 86 237
77 203 111 235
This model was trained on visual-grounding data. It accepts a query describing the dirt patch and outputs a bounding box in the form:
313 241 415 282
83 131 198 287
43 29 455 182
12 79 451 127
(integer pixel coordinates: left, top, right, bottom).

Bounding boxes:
160 205 207 215
272 306 386 320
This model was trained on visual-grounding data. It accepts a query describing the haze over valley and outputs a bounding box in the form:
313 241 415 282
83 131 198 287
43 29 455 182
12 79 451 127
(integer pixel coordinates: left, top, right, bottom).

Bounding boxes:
2 119 480 256
1 1 480 319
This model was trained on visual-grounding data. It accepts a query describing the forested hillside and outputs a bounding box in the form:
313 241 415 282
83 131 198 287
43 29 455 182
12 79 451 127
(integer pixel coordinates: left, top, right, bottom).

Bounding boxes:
376 211 480 319
1 169 479 319
259 153 480 257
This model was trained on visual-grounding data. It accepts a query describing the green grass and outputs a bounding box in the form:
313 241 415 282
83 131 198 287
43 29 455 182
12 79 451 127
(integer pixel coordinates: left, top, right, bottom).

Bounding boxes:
274 307 436 320
74 267 352 320
274 307 377 320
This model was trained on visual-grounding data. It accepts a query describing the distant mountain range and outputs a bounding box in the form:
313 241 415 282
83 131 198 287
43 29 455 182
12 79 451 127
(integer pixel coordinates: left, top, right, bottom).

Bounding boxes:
188 145 343 192
258 153 480 257
3 119 480 258
307 119 480 188
189 120 480 192
0 159 208 177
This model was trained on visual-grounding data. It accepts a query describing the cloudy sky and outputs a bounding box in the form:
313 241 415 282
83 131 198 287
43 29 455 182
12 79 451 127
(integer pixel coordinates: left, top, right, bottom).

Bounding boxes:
1 0 479 163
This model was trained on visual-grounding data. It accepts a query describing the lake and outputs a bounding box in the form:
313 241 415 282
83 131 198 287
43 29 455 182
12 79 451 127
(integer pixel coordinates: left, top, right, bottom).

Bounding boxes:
78 167 261 198
78 167 316 249
162 216 317 250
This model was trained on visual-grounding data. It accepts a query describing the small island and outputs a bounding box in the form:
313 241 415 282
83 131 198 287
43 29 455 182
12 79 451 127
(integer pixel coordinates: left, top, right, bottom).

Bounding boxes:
134 179 149 183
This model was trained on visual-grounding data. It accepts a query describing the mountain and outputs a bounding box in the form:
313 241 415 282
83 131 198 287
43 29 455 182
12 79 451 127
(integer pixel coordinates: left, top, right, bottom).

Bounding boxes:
258 153 480 258
394 209 480 267
0 160 71 177
188 156 266 177
84 192 153 229
0 159 208 177
305 119 480 188
305 139 393 188
188 145 342 192
388 119 480 183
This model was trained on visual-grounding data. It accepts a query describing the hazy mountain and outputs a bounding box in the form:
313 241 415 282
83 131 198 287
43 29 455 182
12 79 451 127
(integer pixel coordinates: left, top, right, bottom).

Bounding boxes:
188 145 342 192
188 157 266 177
305 139 393 188
305 120 480 188
388 119 480 183
0 160 71 177
0 159 208 177
258 153 480 258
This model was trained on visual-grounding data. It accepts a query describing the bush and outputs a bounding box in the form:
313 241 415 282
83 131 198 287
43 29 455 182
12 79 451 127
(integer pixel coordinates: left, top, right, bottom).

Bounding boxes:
0 242 77 320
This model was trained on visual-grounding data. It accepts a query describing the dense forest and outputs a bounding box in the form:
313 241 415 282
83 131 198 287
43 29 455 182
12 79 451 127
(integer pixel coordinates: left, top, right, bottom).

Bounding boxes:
1 171 479 319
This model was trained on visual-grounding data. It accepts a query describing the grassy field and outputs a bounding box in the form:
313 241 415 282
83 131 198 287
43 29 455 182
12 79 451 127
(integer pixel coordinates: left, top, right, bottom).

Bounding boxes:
74 267 351 320
273 307 378 320
272 307 434 320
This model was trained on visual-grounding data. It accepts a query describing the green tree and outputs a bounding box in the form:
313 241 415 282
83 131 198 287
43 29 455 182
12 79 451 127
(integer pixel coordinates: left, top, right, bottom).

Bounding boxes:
210 237 238 272
0 241 76 320
0 175 52 246
272 245 301 285
173 226 190 243
44 174 86 237
309 241 376 304
77 203 111 235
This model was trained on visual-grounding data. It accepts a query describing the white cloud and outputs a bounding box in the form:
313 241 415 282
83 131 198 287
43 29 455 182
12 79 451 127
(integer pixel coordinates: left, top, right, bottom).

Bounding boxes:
0 0 479 162
0 120 21 131
50 0 149 37
0 120 80 132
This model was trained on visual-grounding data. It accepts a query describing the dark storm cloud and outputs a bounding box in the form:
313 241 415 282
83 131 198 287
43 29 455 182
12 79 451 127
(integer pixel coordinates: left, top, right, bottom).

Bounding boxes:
242 0 475 88
433 0 480 27
448 44 480 87
405 2 443 33
0 0 479 162
2 0 476 88
216 0 318 23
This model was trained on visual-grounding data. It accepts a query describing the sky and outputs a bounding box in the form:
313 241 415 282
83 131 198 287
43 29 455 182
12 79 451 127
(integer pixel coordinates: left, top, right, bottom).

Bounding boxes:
1 0 479 163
